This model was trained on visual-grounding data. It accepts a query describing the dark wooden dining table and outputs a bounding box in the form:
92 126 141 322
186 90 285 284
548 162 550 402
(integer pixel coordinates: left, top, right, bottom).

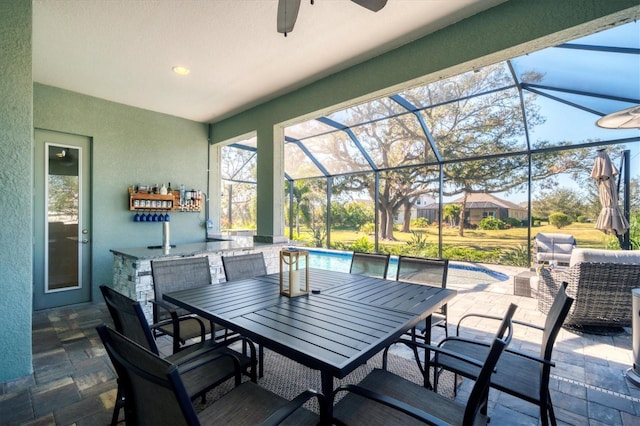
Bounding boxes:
163 267 457 422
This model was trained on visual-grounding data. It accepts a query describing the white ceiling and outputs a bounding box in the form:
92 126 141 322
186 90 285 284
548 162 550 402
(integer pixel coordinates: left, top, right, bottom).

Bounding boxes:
33 0 504 123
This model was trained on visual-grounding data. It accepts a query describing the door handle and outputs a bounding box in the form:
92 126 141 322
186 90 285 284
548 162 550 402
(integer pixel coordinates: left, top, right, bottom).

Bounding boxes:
81 239 89 244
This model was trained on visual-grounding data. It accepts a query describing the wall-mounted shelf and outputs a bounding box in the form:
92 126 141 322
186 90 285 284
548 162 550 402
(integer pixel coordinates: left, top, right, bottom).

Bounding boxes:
128 190 202 212
129 193 175 211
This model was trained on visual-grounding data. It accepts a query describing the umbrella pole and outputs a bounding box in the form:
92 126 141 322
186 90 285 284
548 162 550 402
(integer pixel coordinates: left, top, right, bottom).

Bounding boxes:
618 150 631 250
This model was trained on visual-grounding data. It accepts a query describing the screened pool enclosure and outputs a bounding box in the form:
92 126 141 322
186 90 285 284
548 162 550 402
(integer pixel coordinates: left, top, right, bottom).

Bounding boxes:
220 21 639 266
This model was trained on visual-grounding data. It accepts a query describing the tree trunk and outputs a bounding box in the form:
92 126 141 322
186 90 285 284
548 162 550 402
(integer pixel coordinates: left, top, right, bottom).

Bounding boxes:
379 206 397 240
458 192 468 237
386 210 396 240
379 208 388 239
402 200 412 233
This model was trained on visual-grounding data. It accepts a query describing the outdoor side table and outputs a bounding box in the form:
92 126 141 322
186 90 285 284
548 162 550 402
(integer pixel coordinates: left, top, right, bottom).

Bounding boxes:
514 270 536 297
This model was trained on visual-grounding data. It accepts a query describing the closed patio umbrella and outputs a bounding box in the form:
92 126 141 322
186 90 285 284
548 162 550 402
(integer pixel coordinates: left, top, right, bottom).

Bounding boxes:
591 150 629 237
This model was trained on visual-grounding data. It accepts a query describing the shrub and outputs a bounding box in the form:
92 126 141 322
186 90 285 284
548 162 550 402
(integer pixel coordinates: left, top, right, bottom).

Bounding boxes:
406 231 431 255
410 217 430 228
478 216 505 230
441 246 500 263
350 236 374 253
503 217 522 228
500 244 530 267
549 212 572 229
576 215 589 223
359 222 375 234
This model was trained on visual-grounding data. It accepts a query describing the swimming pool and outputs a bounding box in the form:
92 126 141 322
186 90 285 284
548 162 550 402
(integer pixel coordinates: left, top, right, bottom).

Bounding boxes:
291 247 509 283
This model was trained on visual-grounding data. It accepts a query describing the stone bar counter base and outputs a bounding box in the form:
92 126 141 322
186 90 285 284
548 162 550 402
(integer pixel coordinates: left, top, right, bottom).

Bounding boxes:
111 238 286 323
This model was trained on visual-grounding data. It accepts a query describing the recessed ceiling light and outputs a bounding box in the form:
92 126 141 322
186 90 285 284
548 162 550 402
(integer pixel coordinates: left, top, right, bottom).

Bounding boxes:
172 66 190 76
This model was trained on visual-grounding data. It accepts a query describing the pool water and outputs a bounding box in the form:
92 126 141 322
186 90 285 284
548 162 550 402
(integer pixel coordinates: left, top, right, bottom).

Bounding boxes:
294 247 509 284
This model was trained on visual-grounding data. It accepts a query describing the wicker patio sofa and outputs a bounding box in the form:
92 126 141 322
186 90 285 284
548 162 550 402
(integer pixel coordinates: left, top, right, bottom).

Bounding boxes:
536 248 640 328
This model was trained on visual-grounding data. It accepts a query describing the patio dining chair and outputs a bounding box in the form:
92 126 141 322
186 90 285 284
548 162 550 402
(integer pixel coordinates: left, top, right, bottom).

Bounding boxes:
97 324 323 426
333 304 517 426
349 251 390 279
221 251 268 377
433 282 573 426
396 256 450 339
221 251 268 281
151 256 228 353
100 285 256 425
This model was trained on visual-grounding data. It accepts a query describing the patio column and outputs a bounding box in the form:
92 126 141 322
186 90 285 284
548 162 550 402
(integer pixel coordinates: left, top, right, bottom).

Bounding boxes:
0 0 33 382
253 123 287 243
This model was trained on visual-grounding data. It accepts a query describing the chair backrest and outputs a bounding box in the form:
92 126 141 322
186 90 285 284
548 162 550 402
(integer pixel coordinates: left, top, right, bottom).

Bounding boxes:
464 303 516 425
151 256 212 322
534 233 576 259
396 256 448 289
99 285 159 355
349 252 390 279
96 324 197 426
221 252 267 282
540 282 573 362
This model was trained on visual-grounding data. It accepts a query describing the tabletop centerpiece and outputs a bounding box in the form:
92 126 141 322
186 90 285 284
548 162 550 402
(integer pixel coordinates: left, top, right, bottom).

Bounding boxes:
279 248 309 297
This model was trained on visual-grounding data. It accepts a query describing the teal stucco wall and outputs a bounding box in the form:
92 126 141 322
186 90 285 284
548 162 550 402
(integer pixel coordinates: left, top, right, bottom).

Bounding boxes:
34 84 210 302
0 0 33 381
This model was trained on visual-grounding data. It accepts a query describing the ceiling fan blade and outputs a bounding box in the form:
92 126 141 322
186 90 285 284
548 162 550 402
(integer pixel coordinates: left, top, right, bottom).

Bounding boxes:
351 0 387 12
277 0 302 35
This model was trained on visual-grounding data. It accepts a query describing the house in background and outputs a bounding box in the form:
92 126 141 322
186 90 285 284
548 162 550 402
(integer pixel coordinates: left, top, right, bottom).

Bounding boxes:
394 194 435 225
417 193 528 226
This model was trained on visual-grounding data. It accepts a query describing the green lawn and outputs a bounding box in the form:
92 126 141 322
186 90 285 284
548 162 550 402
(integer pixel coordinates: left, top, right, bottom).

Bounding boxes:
325 222 610 249
287 222 621 266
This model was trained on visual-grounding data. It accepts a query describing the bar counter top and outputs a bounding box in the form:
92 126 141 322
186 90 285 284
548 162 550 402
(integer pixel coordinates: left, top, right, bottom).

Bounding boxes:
110 237 273 260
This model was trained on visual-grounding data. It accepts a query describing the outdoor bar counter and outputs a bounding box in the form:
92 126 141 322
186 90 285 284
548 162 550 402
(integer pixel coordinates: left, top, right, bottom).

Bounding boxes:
110 237 286 322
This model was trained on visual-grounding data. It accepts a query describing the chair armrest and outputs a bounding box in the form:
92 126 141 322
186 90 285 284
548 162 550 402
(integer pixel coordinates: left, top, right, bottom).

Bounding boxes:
172 335 256 366
392 337 486 370
148 299 206 344
456 313 504 336
175 350 242 386
512 319 544 332
504 347 555 367
438 336 553 367
261 389 327 426
457 314 544 337
333 384 450 426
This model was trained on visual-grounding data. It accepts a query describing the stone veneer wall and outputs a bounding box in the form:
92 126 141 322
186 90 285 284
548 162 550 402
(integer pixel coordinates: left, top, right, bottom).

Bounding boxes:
112 246 283 323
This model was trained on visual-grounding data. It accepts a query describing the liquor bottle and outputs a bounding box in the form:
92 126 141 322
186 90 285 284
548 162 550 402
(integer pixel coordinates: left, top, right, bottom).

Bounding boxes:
179 184 186 207
167 182 173 193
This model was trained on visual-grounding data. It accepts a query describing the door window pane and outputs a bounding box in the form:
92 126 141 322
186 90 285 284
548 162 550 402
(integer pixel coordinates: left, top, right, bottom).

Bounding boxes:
47 145 80 292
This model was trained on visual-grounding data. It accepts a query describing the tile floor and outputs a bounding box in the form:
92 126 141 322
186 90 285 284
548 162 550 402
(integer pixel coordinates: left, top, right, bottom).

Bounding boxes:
1 269 639 425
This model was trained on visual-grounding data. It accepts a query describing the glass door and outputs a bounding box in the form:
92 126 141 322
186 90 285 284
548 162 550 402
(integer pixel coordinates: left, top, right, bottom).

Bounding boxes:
34 130 91 309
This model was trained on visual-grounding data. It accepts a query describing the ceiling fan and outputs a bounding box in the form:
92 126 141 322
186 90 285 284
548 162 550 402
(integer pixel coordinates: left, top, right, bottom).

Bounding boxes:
277 0 388 36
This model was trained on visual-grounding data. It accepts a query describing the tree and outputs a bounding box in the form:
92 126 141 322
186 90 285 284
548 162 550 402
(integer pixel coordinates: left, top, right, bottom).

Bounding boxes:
285 180 312 236
532 187 586 221
221 145 257 229
344 201 374 229
443 204 460 227
285 63 604 239
325 64 549 239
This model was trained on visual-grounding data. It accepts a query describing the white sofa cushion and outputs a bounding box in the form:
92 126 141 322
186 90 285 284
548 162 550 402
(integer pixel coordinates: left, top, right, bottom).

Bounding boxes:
535 233 576 245
569 248 640 267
